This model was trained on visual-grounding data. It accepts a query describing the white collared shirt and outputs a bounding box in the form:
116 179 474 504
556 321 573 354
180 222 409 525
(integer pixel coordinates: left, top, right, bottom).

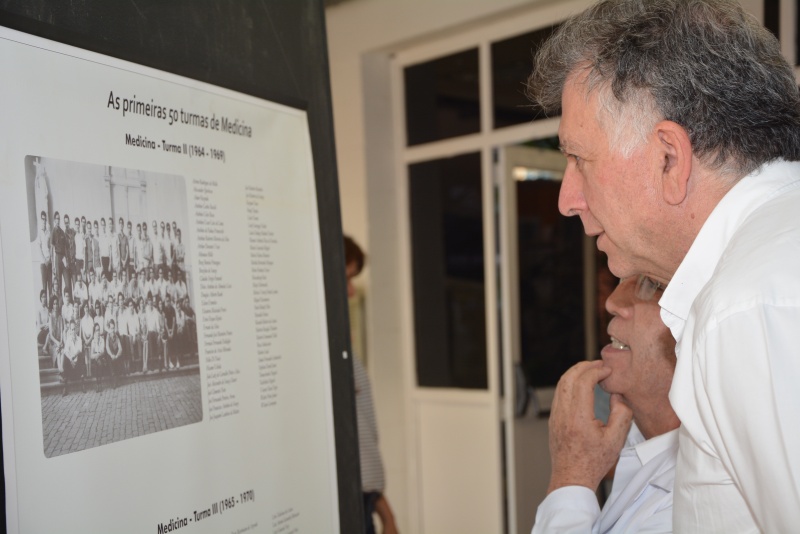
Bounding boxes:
532 425 678 534
660 159 800 532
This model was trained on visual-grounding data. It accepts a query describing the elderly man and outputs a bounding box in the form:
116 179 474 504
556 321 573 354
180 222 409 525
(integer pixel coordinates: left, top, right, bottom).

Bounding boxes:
533 275 678 533
528 1 800 530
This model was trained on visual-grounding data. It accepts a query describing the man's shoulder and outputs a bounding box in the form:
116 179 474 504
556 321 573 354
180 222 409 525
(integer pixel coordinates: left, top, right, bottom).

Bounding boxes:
696 194 800 324
721 192 800 281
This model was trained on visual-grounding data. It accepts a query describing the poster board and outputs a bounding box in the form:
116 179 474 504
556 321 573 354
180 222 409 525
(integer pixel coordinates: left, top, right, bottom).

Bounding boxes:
0 2 360 533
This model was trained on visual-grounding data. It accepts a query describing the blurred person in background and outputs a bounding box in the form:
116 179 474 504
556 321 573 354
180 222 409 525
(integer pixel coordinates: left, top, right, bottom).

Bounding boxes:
344 235 398 534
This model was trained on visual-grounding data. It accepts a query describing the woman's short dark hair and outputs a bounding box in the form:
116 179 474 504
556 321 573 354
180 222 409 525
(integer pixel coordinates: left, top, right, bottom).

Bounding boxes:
343 235 366 274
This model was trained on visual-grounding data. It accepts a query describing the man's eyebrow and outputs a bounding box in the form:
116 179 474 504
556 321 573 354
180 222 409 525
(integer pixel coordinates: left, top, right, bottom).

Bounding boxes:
558 142 577 156
559 138 583 154
560 137 592 158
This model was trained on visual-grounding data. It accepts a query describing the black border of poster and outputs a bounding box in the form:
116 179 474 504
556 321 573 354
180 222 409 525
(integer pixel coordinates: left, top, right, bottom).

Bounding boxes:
0 2 361 532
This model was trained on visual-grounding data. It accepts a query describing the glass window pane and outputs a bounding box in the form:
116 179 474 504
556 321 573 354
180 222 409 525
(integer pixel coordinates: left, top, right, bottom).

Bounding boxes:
512 139 585 388
409 152 487 389
404 49 480 146
517 180 585 387
491 25 560 129
764 0 779 40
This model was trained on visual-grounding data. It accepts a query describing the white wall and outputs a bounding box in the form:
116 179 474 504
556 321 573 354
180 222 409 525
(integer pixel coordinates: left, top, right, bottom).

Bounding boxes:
327 0 544 244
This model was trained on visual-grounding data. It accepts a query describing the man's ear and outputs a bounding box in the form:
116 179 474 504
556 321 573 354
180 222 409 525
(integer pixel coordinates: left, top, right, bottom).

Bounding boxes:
656 121 692 205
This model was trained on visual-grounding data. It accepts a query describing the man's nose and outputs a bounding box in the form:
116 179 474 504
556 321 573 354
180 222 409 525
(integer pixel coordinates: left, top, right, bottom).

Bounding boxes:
605 278 635 318
558 165 587 217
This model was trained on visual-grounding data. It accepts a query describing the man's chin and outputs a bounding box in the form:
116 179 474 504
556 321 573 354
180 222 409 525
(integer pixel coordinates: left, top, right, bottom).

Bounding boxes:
605 254 636 280
598 376 620 395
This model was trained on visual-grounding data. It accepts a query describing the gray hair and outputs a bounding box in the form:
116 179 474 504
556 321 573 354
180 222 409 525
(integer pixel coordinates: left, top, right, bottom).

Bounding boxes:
528 0 800 178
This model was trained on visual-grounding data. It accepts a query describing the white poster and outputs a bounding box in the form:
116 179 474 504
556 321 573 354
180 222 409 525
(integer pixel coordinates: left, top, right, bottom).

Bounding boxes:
0 27 339 534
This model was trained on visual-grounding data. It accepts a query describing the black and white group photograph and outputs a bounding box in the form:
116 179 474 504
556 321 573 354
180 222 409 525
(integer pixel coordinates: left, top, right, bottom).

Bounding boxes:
26 155 203 457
